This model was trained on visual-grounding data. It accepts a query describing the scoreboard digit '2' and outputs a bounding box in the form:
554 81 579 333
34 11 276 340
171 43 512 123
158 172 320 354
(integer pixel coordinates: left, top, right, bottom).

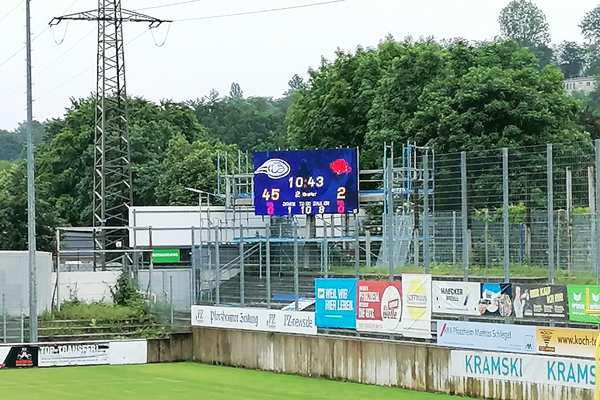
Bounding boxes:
253 148 359 216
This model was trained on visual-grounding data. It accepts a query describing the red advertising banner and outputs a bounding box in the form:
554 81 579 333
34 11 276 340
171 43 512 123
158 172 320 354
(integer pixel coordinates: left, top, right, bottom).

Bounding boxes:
356 280 403 333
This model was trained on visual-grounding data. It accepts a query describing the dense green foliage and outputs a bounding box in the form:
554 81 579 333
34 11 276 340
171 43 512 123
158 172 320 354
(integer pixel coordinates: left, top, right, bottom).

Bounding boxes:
288 39 588 168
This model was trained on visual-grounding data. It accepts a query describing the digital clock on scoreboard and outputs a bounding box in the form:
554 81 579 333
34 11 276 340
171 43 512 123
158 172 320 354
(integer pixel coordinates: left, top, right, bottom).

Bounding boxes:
253 148 359 216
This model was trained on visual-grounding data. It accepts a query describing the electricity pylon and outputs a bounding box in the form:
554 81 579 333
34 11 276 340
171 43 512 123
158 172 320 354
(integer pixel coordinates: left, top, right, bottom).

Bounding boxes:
50 2 170 269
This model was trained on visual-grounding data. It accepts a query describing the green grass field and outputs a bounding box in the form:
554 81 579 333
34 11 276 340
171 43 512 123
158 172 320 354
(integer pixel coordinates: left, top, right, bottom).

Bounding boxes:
0 363 473 400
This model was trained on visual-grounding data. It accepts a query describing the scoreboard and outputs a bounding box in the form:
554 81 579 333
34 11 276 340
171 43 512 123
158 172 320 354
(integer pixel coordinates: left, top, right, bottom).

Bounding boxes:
253 148 359 216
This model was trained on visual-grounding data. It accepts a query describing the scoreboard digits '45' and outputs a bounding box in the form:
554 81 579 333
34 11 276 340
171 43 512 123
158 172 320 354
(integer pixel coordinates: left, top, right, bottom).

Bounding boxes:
253 148 359 216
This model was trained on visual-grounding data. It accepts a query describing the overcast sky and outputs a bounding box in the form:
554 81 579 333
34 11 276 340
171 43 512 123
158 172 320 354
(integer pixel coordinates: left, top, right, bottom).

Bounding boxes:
0 0 598 130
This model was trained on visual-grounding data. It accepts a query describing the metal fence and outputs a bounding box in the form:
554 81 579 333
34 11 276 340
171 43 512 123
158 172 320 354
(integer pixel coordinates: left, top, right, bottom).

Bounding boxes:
49 140 600 313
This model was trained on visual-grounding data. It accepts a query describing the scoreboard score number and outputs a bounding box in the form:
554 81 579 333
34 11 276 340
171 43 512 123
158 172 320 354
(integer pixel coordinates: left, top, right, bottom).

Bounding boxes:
253 148 359 216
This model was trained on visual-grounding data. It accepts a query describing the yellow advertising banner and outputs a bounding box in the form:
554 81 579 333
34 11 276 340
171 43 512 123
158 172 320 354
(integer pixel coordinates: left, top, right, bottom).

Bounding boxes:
536 327 599 359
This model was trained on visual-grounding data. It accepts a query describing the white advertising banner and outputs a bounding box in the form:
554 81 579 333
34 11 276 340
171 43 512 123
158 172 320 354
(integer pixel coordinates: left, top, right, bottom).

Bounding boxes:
38 342 110 367
401 274 432 338
437 320 536 354
191 305 317 335
451 350 597 390
433 281 481 315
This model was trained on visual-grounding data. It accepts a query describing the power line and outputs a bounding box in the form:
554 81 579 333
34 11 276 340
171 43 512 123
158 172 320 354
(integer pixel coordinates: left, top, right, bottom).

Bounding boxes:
175 0 348 22
134 0 201 12
0 0 22 24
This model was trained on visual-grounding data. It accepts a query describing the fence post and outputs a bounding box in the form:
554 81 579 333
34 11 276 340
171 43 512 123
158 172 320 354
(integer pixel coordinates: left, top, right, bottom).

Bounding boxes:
240 223 245 306
191 227 197 306
215 224 221 306
547 144 554 284
424 152 430 273
20 310 24 343
148 227 154 305
266 222 271 309
294 222 299 311
169 275 174 326
566 167 573 275
452 211 456 265
365 230 371 269
56 229 61 311
484 210 489 268
323 233 329 278
2 294 5 343
503 148 509 283
386 158 394 280
461 151 468 281
355 216 360 279
595 139 600 285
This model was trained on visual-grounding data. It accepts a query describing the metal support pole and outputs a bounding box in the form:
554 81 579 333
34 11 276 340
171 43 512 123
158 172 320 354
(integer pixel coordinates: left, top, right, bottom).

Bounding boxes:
424 152 430 273
56 230 61 311
169 276 174 326
2 294 6 343
366 230 371 269
548 144 555 284
355 216 360 279
323 234 329 278
595 140 600 285
26 0 38 344
190 228 196 305
387 158 394 280
566 168 574 275
503 148 509 283
461 152 468 281
294 223 299 311
485 210 489 268
21 309 24 343
266 222 271 309
215 224 221 305
452 211 456 265
148 227 154 303
240 223 245 306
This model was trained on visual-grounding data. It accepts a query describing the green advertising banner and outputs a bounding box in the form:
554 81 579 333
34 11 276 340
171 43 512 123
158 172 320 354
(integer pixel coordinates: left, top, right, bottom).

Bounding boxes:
152 249 180 264
567 285 600 323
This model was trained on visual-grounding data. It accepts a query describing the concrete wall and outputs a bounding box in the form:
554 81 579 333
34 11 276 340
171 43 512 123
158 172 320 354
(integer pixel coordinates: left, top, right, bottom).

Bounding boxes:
191 328 594 400
53 271 119 305
147 333 194 364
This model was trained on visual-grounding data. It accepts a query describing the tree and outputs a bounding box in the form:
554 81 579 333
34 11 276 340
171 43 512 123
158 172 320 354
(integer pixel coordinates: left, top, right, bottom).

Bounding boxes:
0 96 223 250
581 5 600 43
556 41 586 78
229 82 243 100
288 39 587 168
189 94 289 152
498 0 550 47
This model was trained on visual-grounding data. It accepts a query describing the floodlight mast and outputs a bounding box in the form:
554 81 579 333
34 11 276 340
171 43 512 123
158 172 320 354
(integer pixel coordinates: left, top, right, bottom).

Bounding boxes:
50 2 171 270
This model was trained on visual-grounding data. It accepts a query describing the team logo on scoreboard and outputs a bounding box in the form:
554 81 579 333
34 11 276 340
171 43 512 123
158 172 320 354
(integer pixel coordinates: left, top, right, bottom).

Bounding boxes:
255 158 291 179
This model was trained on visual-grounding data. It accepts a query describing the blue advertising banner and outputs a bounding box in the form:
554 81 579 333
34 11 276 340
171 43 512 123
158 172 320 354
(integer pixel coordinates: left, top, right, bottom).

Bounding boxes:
253 148 359 216
315 279 357 329
437 320 536 354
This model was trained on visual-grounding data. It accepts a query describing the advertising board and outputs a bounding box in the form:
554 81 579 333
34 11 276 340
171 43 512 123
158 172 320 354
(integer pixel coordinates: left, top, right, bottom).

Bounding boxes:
356 280 402 334
437 320 536 354
568 285 600 323
0 346 38 368
315 278 357 329
253 148 359 216
478 283 513 317
38 342 110 367
451 350 597 390
191 305 317 335
401 274 432 338
511 284 567 319
536 327 599 358
432 281 480 316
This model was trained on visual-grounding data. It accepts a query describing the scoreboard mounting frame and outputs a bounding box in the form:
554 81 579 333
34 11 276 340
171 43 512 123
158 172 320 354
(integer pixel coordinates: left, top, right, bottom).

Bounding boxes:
253 148 359 216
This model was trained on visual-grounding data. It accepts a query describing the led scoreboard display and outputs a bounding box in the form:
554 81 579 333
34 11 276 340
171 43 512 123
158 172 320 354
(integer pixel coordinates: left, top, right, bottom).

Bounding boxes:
253 148 359 216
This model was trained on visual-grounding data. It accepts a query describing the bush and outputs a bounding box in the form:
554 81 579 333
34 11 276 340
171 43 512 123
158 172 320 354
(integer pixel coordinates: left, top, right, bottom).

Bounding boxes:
111 272 144 307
